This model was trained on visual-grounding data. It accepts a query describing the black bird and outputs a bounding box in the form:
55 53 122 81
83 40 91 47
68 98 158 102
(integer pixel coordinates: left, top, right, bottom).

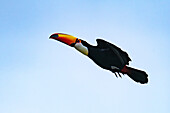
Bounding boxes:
49 33 148 84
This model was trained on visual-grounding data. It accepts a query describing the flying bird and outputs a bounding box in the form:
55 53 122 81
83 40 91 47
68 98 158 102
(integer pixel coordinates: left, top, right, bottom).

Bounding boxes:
49 33 148 84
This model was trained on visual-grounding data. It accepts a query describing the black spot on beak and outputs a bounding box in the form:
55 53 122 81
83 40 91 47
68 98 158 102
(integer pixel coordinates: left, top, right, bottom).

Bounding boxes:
49 34 58 39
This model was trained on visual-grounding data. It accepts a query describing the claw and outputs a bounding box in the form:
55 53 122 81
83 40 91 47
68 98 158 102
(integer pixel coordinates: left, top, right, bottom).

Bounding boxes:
114 73 118 78
118 72 122 78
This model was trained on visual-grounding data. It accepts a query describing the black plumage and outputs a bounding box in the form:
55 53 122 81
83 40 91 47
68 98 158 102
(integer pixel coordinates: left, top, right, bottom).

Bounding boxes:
81 39 148 84
81 39 130 71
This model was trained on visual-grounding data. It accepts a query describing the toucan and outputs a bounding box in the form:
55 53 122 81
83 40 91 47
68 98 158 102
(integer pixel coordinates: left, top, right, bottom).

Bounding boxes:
49 33 148 84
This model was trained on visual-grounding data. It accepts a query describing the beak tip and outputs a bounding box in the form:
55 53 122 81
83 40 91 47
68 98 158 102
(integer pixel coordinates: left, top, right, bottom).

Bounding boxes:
49 35 52 39
49 34 58 39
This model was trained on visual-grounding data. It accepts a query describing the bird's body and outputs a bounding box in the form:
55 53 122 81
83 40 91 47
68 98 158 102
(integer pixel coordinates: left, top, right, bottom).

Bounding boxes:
89 47 120 70
50 33 148 84
84 39 131 71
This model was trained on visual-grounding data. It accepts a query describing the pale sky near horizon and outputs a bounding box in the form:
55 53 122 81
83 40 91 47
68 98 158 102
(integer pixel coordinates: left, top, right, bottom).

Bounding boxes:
0 0 170 113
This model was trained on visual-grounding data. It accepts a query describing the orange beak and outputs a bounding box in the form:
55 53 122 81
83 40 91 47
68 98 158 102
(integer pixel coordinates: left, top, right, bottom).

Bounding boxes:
49 33 79 47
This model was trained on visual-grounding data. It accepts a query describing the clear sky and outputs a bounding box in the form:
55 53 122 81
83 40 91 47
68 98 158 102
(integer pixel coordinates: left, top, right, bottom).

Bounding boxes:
0 0 170 113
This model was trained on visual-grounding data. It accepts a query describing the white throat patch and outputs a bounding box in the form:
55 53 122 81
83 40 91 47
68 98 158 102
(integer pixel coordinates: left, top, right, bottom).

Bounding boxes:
75 43 88 56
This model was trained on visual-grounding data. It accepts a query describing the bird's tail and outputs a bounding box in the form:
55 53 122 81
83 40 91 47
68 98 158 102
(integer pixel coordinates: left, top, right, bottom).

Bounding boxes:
121 66 148 84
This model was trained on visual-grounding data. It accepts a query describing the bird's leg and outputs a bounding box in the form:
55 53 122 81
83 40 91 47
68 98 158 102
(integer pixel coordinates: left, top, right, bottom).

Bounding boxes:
118 72 122 78
114 73 118 78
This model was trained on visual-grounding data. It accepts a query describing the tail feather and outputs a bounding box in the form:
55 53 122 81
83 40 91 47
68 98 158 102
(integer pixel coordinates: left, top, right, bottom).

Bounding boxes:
121 66 148 84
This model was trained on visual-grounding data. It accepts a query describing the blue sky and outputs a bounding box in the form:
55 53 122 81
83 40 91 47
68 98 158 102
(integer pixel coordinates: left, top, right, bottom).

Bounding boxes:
0 0 170 113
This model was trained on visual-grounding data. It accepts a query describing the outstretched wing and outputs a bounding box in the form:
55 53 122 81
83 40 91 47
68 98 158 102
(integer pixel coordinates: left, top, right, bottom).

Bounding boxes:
96 39 131 65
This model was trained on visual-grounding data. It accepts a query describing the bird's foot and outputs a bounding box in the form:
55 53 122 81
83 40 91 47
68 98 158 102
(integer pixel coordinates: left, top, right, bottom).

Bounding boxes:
111 66 123 78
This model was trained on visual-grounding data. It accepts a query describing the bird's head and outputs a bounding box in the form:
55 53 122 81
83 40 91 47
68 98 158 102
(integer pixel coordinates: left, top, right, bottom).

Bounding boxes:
49 33 81 47
49 33 88 55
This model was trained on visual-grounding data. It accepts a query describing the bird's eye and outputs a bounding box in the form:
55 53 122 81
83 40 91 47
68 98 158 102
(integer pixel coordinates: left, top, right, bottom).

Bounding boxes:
76 38 81 43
